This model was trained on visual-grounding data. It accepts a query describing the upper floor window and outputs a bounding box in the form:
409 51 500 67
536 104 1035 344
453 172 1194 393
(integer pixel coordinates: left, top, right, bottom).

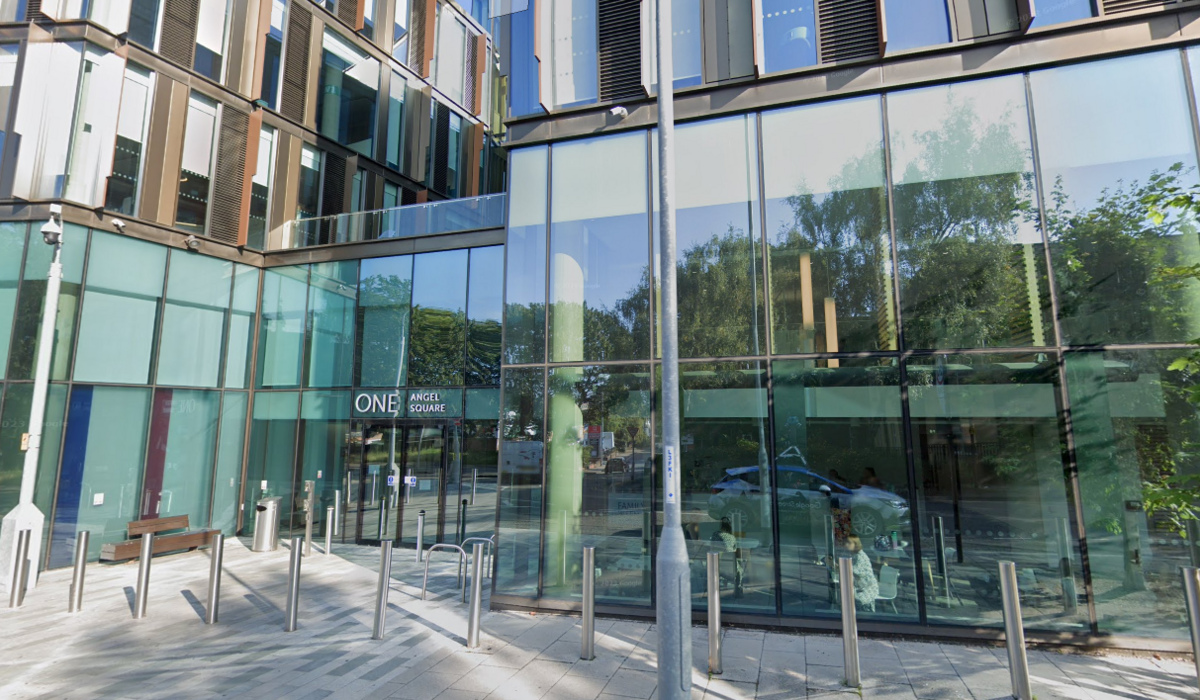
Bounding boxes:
885 0 952 53
1028 0 1093 29
176 93 218 235
297 144 323 220
437 9 468 106
194 0 230 80
128 0 163 49
386 70 408 172
546 0 597 108
105 64 154 216
393 0 411 62
0 44 16 151
318 29 379 157
248 125 277 250
261 0 286 109
761 0 817 74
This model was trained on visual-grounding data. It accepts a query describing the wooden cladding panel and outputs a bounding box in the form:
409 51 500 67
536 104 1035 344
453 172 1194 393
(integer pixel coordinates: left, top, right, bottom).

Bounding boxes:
161 0 200 68
280 1 312 123
209 106 250 244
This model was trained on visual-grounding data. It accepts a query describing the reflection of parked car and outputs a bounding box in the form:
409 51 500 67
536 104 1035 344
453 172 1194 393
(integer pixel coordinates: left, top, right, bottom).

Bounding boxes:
605 458 629 474
707 466 909 538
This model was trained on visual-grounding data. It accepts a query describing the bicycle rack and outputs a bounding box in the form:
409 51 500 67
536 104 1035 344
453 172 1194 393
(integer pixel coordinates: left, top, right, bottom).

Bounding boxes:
422 544 467 602
460 536 495 580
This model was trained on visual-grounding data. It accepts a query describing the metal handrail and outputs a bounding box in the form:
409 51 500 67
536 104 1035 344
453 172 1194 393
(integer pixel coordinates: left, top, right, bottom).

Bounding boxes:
421 544 467 601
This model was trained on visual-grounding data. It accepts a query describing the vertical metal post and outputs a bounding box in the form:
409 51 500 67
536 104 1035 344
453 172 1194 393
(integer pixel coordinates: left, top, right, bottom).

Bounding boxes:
133 533 154 619
998 561 1033 700
417 510 425 562
303 481 314 557
69 530 89 613
581 546 595 660
459 499 468 545
404 468 412 504
470 469 478 505
334 489 342 536
325 506 334 554
373 541 393 640
8 529 30 608
1056 517 1078 615
1182 567 1200 694
468 542 484 649
206 533 224 624
933 516 949 605
561 511 568 585
1189 521 1200 569
284 536 302 632
838 556 860 688
707 552 722 675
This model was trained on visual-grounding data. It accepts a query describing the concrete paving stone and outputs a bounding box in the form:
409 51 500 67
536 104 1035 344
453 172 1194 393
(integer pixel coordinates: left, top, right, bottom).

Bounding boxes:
498 658 573 698
804 663 851 691
860 685 920 700
756 669 808 698
601 669 658 699
703 677 756 699
391 673 464 700
906 675 972 700
618 644 659 673
759 650 806 675
431 690 489 700
479 643 541 669
544 672 609 700
538 639 583 662
568 654 627 680
429 651 488 676
449 665 518 693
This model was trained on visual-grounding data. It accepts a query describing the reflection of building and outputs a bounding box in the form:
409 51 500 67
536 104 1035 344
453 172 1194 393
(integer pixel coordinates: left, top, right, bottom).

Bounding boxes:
1 0 1200 653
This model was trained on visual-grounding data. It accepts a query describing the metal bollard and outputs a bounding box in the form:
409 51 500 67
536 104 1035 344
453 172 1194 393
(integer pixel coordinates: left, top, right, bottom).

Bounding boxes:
468 542 484 648
69 530 89 613
404 468 412 504
8 529 31 608
1056 518 1078 615
933 516 950 606
581 546 595 660
1189 521 1200 569
325 506 334 555
334 489 342 536
1183 567 1200 694
206 533 224 624
304 512 314 558
373 541 393 640
470 468 478 505
998 562 1033 700
285 536 302 632
838 556 861 688
707 552 722 674
134 532 154 619
417 510 425 563
459 499 468 545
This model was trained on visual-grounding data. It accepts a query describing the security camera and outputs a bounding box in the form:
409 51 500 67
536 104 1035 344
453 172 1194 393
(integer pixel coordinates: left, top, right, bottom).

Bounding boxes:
184 235 201 251
610 105 628 118
112 219 126 232
41 203 63 246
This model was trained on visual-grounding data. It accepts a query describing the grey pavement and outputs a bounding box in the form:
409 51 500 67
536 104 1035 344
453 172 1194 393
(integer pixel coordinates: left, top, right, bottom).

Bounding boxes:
0 538 1195 700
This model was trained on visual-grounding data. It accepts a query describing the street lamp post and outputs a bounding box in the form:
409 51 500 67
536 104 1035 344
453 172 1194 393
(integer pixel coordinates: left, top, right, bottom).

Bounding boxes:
654 2 693 698
0 204 64 593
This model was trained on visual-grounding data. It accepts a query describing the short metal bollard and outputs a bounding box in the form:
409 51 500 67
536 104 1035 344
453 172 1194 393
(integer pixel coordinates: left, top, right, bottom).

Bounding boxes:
373 541 394 640
458 499 468 545
285 536 302 632
8 528 31 609
325 506 334 555
581 546 595 660
998 562 1033 700
933 516 950 606
1182 567 1200 694
707 551 722 674
69 530 89 613
467 542 484 648
206 533 224 624
416 510 425 563
334 489 342 536
470 468 478 505
838 556 861 688
134 532 154 619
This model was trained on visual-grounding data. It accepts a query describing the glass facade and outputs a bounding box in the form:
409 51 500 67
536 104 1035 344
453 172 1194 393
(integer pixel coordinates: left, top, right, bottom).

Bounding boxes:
495 47 1200 645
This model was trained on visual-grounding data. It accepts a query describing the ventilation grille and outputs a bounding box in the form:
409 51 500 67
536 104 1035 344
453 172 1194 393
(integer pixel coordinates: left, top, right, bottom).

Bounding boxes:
160 0 200 68
24 0 51 21
400 185 418 205
464 35 478 114
1101 0 1173 13
409 0 430 77
209 106 249 244
432 102 450 194
598 0 643 102
817 0 880 64
336 0 357 30
321 153 347 218
280 1 312 123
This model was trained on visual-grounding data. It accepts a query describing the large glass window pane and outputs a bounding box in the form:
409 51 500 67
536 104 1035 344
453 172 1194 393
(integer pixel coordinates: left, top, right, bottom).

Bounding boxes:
226 265 259 389
142 389 219 526
1033 52 1200 346
393 0 411 60
64 46 124 208
437 11 467 105
11 42 84 200
305 261 358 388
105 64 154 216
885 0 951 53
73 231 167 385
0 222 25 378
671 0 702 88
909 353 1086 631
463 388 500 541
409 250 468 386
0 44 17 146
128 0 161 48
550 133 650 363
8 224 87 381
318 30 379 157
157 251 231 388
504 146 548 365
386 71 407 171
50 385 151 566
671 361 774 613
257 266 309 389
176 93 218 235
495 367 544 597
0 383 67 559
244 391 299 534
1067 349 1200 638
889 76 1049 350
297 390 349 534
657 116 765 359
194 0 228 80
765 97 895 355
773 358 915 620
467 246 503 385
543 365 652 606
357 255 413 388
211 391 248 535
297 144 322 221
545 0 597 108
1028 0 1092 29
261 0 286 109
761 0 816 74
248 126 277 250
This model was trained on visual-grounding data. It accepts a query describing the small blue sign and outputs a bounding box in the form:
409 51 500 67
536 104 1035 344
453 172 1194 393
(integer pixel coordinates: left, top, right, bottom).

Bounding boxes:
386 475 397 486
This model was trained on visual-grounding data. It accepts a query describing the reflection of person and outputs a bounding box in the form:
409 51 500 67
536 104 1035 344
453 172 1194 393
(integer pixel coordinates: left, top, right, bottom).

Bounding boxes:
711 517 745 597
845 535 878 612
859 468 882 488
829 469 846 485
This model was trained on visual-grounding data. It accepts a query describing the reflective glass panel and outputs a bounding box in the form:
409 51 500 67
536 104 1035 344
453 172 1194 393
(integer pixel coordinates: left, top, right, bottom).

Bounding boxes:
297 390 350 533
409 249 468 386
1028 0 1092 29
248 126 276 250
546 0 597 108
550 133 650 362
305 261 357 388
463 388 500 542
157 251 231 388
261 0 286 109
176 93 217 235
244 390 300 534
885 0 951 53
211 391 248 534
761 0 817 74
257 266 309 389
226 265 259 389
467 246 503 385
8 224 86 381
1032 52 1200 345
0 383 66 556
318 30 379 157
764 97 896 355
193 0 228 80
495 367 544 597
128 0 161 48
357 255 413 388
505 146 548 365
105 64 153 216
386 71 406 171
671 0 702 88
143 388 220 525
0 222 24 378
889 76 1050 350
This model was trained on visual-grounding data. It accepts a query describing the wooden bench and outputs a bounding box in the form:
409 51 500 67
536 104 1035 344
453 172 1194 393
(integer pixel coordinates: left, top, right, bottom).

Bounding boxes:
99 515 219 562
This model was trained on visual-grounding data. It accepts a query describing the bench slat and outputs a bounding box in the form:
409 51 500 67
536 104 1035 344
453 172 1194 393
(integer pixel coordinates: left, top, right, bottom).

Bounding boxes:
100 529 217 561
127 515 190 537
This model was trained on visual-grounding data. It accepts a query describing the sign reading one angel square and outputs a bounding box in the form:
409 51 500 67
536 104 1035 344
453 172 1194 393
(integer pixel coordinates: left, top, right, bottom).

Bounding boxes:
353 389 462 418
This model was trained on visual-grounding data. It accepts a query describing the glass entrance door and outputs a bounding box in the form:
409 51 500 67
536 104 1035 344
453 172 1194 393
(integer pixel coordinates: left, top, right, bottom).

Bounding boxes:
357 422 402 543
354 421 459 547
400 425 447 549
